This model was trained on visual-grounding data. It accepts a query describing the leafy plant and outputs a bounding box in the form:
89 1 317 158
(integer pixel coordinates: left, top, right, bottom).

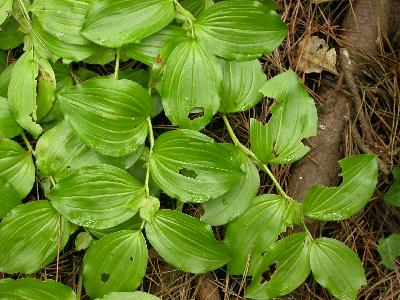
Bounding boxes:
0 0 379 299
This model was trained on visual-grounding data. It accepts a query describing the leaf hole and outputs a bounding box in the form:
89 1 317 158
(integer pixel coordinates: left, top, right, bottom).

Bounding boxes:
129 256 134 262
100 273 110 283
179 168 198 179
260 263 277 284
188 107 204 120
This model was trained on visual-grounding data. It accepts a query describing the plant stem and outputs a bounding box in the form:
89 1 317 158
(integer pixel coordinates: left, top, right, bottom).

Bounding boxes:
21 131 35 155
114 48 120 80
173 0 195 38
76 265 83 300
144 116 154 197
17 0 31 21
222 115 291 200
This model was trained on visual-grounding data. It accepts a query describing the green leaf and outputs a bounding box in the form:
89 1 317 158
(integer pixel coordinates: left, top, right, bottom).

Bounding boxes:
0 201 75 274
118 69 149 88
303 155 378 221
161 39 222 131
48 164 145 229
146 210 231 273
36 58 56 121
384 167 400 207
181 0 214 16
202 145 259 225
75 231 93 251
83 230 147 299
58 77 152 157
30 0 96 46
81 0 175 48
0 96 22 138
97 291 160 300
310 237 366 300
84 47 115 65
0 51 6 72
7 49 42 138
378 234 400 270
194 1 287 61
149 129 244 202
0 63 13 98
0 0 12 26
245 233 311 300
35 120 102 181
0 17 24 50
225 194 286 275
250 70 317 164
31 16 99 62
0 176 22 218
123 25 187 66
218 58 266 113
0 138 35 198
89 215 142 239
0 279 76 300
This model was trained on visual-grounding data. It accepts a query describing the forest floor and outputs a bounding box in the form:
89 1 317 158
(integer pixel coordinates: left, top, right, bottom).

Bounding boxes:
6 0 399 299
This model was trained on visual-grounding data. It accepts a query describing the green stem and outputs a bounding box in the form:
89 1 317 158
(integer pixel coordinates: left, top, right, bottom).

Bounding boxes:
173 0 195 38
144 116 154 197
76 265 83 300
17 0 31 21
114 48 121 80
222 115 291 200
21 131 35 156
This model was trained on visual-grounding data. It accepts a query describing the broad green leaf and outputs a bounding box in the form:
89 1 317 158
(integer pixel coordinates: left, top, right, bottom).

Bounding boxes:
0 51 6 72
75 231 92 251
0 279 76 300
202 145 259 225
81 0 175 48
250 70 317 164
59 78 152 157
0 96 21 138
218 58 266 113
30 0 96 46
97 291 160 300
225 194 286 275
123 25 187 66
83 230 147 299
245 233 311 300
0 17 24 50
303 155 378 221
8 49 42 138
181 0 214 16
0 201 75 274
35 121 102 181
119 69 149 88
378 234 400 270
0 63 14 98
84 47 115 65
49 164 145 229
194 1 287 61
161 39 222 131
384 167 400 207
0 176 22 218
0 0 12 26
149 129 244 203
89 215 142 239
31 16 99 62
145 210 231 273
0 138 35 198
310 237 366 300
36 58 56 120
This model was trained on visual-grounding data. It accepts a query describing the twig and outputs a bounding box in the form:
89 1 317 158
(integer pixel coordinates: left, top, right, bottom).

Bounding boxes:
340 48 374 142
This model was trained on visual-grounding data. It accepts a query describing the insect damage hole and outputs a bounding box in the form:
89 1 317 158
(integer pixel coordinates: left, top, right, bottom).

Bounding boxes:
188 107 205 120
179 168 198 179
100 273 110 283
